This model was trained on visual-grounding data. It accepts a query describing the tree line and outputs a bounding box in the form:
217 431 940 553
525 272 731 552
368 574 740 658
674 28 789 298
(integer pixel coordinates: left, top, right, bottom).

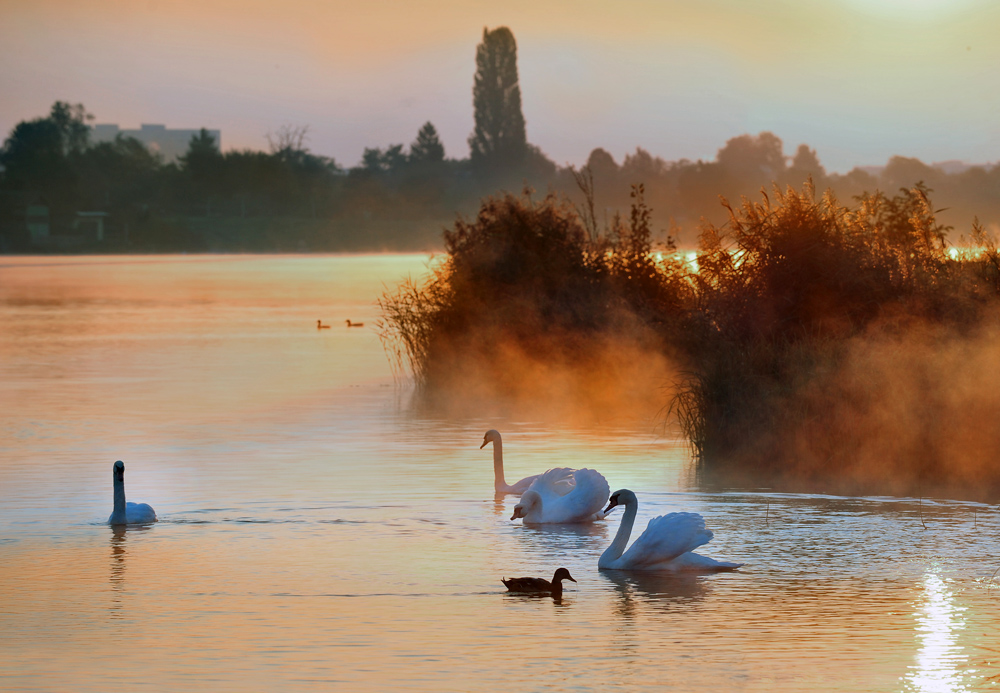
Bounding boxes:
2 26 998 252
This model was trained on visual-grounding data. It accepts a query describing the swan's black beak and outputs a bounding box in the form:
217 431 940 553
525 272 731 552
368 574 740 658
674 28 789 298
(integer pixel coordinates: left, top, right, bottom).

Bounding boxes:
480 439 488 449
568 575 577 583
603 498 619 515
511 506 524 521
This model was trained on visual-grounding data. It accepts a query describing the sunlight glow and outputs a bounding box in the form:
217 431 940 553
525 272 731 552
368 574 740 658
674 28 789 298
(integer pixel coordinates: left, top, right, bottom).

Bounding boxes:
906 572 969 692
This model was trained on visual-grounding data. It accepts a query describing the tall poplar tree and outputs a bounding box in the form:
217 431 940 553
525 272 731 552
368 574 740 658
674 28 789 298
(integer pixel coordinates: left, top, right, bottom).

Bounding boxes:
468 27 527 172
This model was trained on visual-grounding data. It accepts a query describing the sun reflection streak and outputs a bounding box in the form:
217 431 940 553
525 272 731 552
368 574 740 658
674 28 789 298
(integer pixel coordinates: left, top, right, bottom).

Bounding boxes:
906 572 969 692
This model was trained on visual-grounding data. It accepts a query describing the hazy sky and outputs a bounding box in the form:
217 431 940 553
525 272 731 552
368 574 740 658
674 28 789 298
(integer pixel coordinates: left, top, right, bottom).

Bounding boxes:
2 0 997 172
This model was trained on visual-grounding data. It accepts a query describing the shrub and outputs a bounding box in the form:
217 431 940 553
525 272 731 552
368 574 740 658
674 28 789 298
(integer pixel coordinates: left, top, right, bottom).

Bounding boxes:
378 187 690 416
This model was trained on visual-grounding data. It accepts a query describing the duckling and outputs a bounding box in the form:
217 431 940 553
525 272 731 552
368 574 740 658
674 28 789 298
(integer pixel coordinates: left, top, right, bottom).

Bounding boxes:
502 567 576 597
317 320 331 329
345 319 364 327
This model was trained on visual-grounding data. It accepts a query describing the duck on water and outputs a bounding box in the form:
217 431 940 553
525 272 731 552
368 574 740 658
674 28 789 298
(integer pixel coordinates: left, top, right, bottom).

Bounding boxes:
502 568 576 597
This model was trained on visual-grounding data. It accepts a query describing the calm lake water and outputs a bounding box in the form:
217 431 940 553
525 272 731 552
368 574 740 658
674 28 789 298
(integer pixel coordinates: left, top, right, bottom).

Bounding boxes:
1 254 999 692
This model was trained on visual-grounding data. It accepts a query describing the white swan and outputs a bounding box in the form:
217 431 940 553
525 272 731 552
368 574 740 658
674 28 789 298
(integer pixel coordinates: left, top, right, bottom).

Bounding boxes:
481 429 542 496
108 460 157 525
598 489 741 571
511 467 610 524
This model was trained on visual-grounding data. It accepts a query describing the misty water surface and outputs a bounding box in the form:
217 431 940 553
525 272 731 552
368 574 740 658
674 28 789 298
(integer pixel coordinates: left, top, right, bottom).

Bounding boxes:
1 254 999 692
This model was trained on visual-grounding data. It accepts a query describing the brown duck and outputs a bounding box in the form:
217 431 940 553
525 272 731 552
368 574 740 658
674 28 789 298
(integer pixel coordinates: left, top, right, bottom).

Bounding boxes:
502 568 576 597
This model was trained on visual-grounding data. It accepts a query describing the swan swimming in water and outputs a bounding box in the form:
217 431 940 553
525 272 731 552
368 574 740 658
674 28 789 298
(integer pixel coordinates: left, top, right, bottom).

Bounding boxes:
481 429 542 496
502 567 576 597
598 489 741 571
345 320 364 327
511 467 610 524
108 460 157 526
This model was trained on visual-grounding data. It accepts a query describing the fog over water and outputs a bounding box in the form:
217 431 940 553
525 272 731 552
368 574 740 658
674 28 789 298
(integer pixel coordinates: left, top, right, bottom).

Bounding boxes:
2 254 999 691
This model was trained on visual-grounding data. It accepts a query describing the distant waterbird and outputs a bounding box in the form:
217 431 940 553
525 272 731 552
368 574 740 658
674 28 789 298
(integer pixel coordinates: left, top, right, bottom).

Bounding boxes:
345 320 364 327
108 460 157 526
502 567 576 597
598 489 741 572
317 320 331 329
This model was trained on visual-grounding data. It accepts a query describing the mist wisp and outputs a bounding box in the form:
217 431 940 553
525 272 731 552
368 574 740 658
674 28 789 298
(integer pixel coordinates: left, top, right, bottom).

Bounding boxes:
380 178 1000 498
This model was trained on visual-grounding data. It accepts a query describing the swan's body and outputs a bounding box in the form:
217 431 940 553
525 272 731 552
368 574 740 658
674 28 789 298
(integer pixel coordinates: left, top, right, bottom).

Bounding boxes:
317 320 330 329
598 489 741 572
502 567 576 596
512 467 610 524
345 320 364 327
108 460 157 525
481 429 541 496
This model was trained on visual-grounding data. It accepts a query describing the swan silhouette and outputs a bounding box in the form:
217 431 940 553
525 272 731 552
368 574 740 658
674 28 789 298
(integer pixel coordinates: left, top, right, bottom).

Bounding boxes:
511 467 610 523
598 489 741 571
502 567 576 596
345 320 364 327
481 429 542 496
108 460 157 525
317 320 330 329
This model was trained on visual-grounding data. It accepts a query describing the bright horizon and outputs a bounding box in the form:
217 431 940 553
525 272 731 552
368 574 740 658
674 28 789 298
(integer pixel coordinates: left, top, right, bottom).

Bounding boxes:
2 0 998 173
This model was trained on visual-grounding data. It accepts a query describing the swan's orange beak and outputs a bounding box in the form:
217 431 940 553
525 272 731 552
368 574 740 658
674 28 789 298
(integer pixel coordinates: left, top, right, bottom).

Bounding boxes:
480 439 488 449
510 506 524 520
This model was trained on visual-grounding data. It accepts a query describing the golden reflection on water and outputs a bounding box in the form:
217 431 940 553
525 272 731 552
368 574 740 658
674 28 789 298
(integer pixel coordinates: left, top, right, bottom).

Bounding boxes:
4 256 1000 691
108 526 127 618
906 571 969 692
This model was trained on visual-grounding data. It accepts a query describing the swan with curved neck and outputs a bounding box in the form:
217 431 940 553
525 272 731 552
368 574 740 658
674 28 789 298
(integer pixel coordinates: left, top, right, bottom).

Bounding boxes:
511 467 609 523
598 489 741 571
108 460 157 526
481 429 540 496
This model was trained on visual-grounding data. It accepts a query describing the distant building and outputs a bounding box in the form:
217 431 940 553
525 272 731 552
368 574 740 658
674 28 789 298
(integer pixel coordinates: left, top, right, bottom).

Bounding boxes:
91 123 221 163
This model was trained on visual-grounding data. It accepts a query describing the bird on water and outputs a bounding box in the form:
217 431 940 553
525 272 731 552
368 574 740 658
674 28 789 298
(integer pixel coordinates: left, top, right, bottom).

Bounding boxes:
502 568 577 597
108 460 157 525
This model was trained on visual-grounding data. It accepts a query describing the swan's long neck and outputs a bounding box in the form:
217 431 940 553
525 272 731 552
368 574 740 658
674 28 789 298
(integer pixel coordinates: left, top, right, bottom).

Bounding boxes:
110 473 127 524
492 438 507 491
600 497 637 567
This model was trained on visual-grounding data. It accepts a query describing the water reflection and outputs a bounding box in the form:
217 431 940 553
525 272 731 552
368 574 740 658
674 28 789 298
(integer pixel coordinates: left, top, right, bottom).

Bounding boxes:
601 570 709 619
513 521 610 557
906 571 968 692
108 525 128 618
108 524 153 620
502 592 573 609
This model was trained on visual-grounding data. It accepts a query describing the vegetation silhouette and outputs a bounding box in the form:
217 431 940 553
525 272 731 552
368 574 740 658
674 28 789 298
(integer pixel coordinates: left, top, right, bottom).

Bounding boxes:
469 27 527 176
378 184 689 418
2 101 998 253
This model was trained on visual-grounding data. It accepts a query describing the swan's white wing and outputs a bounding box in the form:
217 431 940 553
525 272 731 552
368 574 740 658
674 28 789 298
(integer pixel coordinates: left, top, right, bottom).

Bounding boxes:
668 552 743 571
619 512 712 568
525 467 576 500
546 468 610 523
126 501 157 524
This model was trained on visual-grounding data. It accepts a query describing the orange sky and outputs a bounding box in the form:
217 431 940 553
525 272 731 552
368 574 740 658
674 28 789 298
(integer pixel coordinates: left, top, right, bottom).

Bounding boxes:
1 0 998 171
